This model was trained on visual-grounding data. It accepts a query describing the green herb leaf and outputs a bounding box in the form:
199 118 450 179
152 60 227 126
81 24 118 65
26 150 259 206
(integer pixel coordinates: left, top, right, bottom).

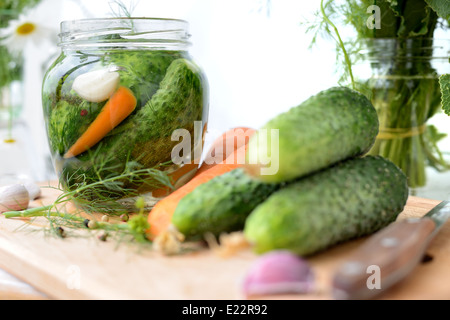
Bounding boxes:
398 0 435 37
319 0 356 89
379 0 406 38
425 0 450 20
108 0 137 18
127 214 150 243
440 74 450 115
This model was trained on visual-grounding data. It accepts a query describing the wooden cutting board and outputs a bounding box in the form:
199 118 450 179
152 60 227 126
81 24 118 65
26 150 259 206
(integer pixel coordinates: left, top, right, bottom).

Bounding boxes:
0 184 448 300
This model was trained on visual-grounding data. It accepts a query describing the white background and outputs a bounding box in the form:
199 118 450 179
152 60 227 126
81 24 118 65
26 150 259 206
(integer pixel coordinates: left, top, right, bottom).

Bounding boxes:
19 0 340 181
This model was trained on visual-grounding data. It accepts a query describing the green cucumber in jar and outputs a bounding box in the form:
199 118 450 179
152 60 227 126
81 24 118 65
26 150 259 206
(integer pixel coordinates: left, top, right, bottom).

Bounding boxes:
60 58 206 198
244 155 409 256
245 87 379 183
44 50 182 156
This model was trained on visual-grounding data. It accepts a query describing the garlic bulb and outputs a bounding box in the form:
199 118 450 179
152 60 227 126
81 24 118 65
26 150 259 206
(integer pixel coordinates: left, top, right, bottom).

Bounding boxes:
0 184 30 213
72 69 120 103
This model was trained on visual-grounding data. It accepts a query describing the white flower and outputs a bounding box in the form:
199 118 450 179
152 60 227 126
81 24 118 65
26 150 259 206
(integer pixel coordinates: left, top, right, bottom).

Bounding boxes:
0 15 55 54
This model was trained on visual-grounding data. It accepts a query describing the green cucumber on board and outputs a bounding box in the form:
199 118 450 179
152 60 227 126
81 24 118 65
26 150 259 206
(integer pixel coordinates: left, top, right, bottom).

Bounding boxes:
244 156 409 256
245 86 379 183
172 168 280 241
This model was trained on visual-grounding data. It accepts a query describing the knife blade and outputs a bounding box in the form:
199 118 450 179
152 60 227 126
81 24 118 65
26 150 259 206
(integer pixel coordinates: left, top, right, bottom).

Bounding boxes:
331 200 450 300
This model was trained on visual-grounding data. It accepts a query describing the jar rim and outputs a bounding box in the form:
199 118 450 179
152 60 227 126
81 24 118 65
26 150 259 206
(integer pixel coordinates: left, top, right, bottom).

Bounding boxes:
60 17 189 28
59 17 191 50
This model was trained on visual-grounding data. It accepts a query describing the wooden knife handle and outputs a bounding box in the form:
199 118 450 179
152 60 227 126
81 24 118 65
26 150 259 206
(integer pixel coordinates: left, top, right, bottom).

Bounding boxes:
332 217 436 300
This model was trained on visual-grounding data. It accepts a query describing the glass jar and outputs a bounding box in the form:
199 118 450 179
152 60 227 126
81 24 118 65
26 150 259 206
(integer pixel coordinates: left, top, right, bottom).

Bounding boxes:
42 18 209 210
353 38 450 200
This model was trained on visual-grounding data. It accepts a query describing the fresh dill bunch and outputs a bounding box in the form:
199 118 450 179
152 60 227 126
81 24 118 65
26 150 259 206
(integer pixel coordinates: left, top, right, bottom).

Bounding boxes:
62 159 175 214
300 0 335 48
5 159 175 220
3 164 174 244
107 0 139 31
303 0 449 92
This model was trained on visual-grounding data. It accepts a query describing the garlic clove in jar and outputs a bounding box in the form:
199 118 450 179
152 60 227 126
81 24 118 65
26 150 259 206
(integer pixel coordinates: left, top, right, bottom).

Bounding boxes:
23 182 41 200
72 69 120 103
0 184 30 213
242 250 315 297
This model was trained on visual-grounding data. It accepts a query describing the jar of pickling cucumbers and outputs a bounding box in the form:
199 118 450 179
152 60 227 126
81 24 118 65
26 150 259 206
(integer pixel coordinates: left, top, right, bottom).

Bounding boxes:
42 18 209 210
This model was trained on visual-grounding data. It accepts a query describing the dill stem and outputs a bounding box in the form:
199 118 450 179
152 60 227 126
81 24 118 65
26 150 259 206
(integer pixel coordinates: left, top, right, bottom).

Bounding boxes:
3 205 83 222
320 0 356 90
98 222 130 231
3 205 54 218
4 207 129 229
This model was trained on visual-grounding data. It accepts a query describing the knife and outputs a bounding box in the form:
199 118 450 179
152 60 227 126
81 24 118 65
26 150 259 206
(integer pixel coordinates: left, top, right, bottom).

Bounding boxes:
332 200 450 300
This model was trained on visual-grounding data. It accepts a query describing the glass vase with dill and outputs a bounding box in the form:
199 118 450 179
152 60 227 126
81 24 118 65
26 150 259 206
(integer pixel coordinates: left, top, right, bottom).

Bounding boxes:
358 37 449 191
306 0 450 196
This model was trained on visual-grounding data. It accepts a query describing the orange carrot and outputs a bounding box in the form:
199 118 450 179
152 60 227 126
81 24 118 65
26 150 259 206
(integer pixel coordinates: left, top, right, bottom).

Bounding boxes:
147 127 256 240
151 127 255 198
64 86 137 159
201 126 255 171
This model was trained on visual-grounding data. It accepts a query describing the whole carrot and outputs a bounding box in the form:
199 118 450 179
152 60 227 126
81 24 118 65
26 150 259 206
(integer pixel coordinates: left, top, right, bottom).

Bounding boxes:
147 127 255 240
201 127 255 171
151 127 255 197
64 86 137 159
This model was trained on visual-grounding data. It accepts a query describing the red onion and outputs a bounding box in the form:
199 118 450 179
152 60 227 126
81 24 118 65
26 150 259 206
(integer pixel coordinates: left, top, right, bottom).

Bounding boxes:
242 250 315 297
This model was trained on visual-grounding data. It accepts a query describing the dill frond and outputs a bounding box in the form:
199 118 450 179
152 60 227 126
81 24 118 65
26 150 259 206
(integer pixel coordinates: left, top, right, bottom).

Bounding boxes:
3 157 176 245
108 0 138 18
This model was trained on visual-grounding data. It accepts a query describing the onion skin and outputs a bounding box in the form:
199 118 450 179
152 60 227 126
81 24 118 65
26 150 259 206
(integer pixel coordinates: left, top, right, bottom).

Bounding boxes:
0 184 30 213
